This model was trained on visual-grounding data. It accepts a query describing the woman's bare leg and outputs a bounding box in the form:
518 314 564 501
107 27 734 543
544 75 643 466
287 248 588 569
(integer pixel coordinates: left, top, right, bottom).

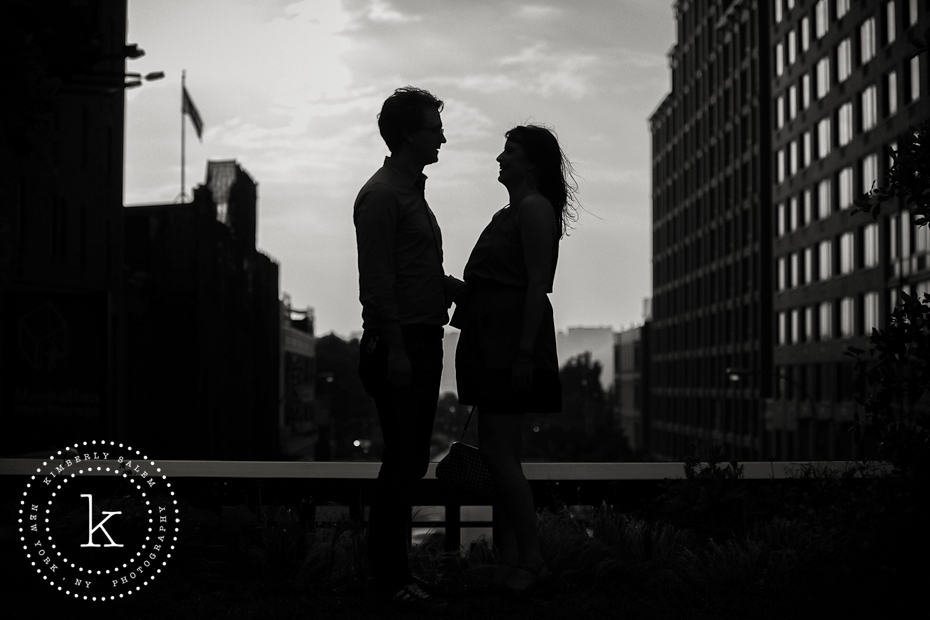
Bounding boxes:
479 411 543 573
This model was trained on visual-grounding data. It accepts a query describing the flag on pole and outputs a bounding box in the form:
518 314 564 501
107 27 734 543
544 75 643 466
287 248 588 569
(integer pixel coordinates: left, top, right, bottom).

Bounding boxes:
182 86 204 140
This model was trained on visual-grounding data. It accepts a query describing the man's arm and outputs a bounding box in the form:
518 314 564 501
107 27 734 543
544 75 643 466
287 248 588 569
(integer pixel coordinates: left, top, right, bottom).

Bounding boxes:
355 186 411 385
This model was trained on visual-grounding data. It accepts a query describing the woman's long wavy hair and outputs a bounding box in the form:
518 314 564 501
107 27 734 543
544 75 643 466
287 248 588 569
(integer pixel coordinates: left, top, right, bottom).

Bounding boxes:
505 124 579 238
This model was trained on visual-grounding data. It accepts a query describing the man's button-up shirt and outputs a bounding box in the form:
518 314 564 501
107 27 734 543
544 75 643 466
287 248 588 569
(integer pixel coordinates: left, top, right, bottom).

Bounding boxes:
354 157 448 329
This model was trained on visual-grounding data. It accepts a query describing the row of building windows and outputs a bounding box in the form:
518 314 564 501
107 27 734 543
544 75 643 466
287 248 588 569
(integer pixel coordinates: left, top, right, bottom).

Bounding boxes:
775 150 884 233
651 352 760 392
775 58 921 166
775 11 885 78
774 0 920 39
776 190 930 259
776 223 880 290
777 279 930 346
776 291 881 344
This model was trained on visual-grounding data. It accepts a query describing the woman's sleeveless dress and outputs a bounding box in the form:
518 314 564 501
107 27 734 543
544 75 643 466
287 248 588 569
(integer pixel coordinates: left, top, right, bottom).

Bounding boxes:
452 204 562 414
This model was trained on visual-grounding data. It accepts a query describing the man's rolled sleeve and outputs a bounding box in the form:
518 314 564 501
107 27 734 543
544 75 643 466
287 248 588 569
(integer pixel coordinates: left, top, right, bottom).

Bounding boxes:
355 186 401 328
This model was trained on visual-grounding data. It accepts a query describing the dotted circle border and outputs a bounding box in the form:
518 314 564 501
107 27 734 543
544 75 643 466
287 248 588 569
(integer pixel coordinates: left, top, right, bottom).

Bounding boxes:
17 440 181 602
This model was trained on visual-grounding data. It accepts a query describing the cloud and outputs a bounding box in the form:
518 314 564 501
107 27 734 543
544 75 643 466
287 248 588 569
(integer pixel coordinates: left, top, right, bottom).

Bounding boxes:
514 4 563 20
366 0 421 23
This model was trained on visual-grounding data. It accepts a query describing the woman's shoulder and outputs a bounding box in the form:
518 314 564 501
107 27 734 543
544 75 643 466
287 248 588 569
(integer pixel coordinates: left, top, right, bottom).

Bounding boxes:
513 192 556 231
514 192 552 212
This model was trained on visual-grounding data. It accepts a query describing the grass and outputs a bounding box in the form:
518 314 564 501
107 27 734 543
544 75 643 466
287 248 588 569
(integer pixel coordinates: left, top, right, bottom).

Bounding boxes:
4 466 926 619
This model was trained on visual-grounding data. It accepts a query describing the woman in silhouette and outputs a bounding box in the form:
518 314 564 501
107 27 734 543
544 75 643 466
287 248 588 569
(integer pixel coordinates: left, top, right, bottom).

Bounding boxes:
453 124 577 592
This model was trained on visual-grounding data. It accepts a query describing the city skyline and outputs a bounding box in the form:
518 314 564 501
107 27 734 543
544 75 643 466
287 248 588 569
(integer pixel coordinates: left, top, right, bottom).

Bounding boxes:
123 0 676 338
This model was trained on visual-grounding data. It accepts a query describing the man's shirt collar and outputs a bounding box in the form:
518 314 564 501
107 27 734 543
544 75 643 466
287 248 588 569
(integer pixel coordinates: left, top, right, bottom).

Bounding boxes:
383 156 427 190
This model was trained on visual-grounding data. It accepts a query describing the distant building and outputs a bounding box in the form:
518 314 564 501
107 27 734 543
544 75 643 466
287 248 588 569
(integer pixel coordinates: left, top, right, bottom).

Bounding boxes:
649 0 773 461
613 325 650 454
649 0 929 462
280 296 316 459
1 0 129 456
766 0 930 459
123 161 280 459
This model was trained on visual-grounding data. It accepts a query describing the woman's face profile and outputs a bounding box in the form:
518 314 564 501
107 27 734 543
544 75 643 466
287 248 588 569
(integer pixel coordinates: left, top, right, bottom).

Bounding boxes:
496 139 533 186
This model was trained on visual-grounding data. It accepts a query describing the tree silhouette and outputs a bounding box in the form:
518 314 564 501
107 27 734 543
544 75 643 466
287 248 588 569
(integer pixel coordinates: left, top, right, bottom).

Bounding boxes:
848 117 930 481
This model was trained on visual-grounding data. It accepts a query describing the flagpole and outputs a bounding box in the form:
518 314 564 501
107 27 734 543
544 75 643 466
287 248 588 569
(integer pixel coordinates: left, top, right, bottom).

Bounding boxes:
180 70 186 202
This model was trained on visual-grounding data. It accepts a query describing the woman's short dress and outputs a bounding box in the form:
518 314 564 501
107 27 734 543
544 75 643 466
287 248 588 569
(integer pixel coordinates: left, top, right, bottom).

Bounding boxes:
452 204 562 414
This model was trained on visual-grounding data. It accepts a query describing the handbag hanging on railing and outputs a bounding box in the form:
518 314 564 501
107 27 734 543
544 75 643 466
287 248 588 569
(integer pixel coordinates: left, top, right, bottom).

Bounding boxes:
435 406 494 500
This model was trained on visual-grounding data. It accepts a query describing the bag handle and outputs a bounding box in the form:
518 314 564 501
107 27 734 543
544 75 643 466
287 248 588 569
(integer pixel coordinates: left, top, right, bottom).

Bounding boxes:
459 406 477 441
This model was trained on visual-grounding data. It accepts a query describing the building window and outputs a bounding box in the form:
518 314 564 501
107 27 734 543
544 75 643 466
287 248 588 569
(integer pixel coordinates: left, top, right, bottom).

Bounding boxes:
861 18 877 65
909 0 919 26
778 257 787 290
863 222 879 267
839 231 855 274
791 252 799 288
909 55 922 102
777 201 786 236
916 222 930 253
818 116 832 158
886 1 897 45
778 311 787 345
840 296 856 338
788 84 798 119
803 130 812 167
777 95 785 129
836 0 850 20
816 56 831 98
815 0 829 38
776 42 785 77
837 38 852 83
862 85 878 131
864 291 880 333
902 210 912 258
805 306 815 341
838 166 854 209
803 188 813 224
777 148 786 183
775 0 783 23
887 70 898 115
818 178 833 218
804 246 814 283
862 153 879 194
789 196 799 231
791 308 800 343
788 29 797 66
790 140 798 175
838 101 854 146
820 239 833 280
820 300 834 340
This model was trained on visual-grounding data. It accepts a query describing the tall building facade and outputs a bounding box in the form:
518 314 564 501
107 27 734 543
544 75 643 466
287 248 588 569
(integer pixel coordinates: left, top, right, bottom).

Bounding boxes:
767 0 929 459
1 0 129 455
649 0 773 460
123 162 281 459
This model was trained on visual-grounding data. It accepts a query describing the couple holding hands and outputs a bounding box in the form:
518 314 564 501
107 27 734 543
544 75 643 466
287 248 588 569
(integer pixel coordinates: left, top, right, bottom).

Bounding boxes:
354 86 578 606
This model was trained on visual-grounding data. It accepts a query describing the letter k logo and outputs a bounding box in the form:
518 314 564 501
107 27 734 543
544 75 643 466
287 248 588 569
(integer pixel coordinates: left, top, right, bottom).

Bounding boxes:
79 494 124 548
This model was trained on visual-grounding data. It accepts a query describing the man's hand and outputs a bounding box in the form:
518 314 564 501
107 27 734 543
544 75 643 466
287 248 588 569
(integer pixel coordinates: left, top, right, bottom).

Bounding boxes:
444 275 467 308
387 348 413 387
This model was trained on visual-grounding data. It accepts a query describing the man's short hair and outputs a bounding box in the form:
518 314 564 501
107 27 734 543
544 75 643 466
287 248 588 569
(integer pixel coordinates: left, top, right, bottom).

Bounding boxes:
377 86 444 153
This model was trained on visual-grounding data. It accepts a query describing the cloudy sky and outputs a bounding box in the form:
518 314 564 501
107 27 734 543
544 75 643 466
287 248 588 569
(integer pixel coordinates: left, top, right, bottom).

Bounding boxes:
124 0 676 338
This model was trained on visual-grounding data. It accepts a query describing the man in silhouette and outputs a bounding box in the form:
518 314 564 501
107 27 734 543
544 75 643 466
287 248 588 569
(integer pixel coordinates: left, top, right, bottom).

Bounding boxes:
354 86 462 605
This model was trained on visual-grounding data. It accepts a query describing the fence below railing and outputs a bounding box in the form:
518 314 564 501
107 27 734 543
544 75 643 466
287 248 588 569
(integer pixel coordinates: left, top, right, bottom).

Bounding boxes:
0 459 889 552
